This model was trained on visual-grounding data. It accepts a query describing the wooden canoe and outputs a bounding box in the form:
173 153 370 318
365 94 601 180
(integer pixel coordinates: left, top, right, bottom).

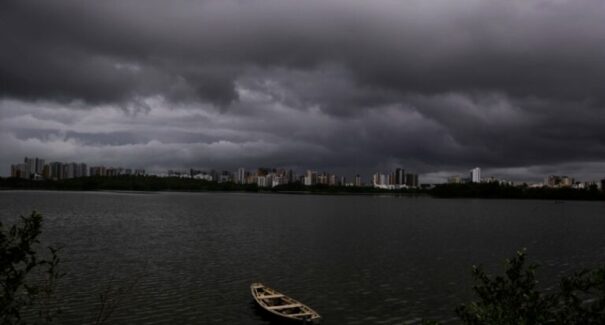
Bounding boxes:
251 283 321 324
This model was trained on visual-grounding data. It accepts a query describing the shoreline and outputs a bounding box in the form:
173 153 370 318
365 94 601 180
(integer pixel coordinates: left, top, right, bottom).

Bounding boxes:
0 187 426 197
1 177 604 201
2 187 604 202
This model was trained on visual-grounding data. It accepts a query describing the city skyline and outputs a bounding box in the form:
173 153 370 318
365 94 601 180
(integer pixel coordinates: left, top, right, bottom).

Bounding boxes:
8 155 423 188
7 156 605 190
2 1 605 183
0 152 604 185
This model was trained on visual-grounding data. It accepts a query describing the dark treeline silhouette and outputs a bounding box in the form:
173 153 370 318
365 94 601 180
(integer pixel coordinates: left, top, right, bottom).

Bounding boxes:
0 176 258 192
1 177 604 200
270 182 422 195
0 176 421 195
429 182 605 201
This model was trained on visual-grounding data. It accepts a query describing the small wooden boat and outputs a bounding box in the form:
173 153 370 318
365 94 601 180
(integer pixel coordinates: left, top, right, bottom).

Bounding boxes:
251 283 321 324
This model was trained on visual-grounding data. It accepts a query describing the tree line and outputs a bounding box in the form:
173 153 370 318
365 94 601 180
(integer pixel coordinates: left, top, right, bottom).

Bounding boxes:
1 176 604 200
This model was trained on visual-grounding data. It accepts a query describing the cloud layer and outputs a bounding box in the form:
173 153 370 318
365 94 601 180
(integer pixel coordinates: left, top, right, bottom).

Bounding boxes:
2 0 605 181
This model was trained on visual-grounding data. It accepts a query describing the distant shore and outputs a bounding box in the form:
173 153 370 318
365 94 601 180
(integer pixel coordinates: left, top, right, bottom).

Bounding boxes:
1 176 604 201
0 176 422 196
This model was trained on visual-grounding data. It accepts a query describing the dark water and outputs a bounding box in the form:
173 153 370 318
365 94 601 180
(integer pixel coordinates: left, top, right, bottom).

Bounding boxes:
1 191 605 324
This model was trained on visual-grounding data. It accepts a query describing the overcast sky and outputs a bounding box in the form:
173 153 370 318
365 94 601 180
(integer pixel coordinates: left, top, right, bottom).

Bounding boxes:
2 0 605 182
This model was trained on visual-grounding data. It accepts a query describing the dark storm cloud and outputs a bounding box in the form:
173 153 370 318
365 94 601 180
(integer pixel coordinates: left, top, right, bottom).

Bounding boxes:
2 0 605 181
4 0 605 106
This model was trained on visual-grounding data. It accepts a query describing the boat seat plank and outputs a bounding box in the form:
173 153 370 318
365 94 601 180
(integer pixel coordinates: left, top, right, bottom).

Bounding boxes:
267 303 302 310
288 312 314 317
258 294 284 299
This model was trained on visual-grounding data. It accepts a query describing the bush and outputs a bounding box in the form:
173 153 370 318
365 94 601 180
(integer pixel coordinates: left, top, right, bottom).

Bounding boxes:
448 250 605 324
0 211 62 324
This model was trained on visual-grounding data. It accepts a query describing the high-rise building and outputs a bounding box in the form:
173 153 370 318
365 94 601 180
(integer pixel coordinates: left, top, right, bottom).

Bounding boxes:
105 168 123 177
24 157 35 178
10 164 27 178
405 173 419 188
448 175 461 184
545 175 573 188
35 158 45 175
74 163 87 178
49 162 64 180
42 165 51 179
560 176 574 187
218 171 232 183
388 173 395 185
272 176 285 188
470 167 481 183
328 174 337 186
89 166 106 177
237 168 246 184
317 173 329 185
545 175 560 187
257 175 268 187
304 170 317 186
63 163 76 179
355 175 362 187
395 168 404 185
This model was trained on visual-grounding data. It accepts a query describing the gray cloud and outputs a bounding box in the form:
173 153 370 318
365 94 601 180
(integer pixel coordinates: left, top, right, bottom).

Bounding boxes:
1 0 605 181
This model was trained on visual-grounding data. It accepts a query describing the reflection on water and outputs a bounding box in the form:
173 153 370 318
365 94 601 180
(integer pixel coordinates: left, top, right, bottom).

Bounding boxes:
1 191 605 324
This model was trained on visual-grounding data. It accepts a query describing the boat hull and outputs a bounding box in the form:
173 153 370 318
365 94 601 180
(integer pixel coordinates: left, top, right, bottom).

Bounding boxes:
252 302 320 324
250 283 321 324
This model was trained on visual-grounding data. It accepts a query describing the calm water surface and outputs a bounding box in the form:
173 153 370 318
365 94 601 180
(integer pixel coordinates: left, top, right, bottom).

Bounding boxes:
1 191 605 324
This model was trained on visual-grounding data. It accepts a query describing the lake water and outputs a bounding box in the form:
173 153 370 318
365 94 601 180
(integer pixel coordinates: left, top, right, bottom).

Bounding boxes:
1 191 605 324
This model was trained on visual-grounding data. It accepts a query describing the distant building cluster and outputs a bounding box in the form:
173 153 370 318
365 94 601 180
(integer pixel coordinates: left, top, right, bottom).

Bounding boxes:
545 175 574 188
10 157 145 180
372 167 419 189
301 170 362 187
446 167 604 191
160 167 368 188
448 167 489 184
543 175 601 190
10 156 420 189
447 167 512 185
12 157 603 192
162 168 291 187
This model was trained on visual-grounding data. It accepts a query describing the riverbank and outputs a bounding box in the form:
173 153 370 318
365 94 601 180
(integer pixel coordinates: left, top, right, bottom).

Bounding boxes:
1 176 604 201
0 176 418 195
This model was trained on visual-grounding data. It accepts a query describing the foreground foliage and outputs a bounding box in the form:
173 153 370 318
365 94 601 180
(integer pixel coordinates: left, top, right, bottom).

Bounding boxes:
0 211 62 324
426 250 605 324
2 176 603 201
430 183 604 201
0 176 421 195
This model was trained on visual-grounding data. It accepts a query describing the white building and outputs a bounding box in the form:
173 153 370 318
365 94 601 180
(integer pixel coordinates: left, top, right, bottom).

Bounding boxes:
470 167 481 183
272 176 286 188
303 170 317 186
257 175 268 188
193 173 213 181
237 168 246 184
372 172 407 190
